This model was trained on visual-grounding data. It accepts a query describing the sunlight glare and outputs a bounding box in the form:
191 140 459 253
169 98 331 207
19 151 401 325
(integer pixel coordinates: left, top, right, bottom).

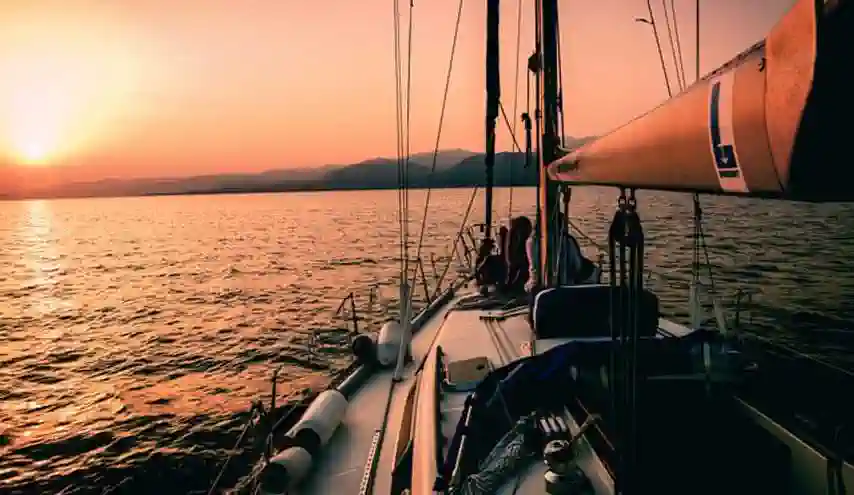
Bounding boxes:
0 17 150 167
19 141 51 166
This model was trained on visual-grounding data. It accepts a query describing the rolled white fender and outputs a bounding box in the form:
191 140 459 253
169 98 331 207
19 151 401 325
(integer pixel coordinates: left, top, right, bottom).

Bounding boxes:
377 320 407 367
286 389 348 447
260 390 349 493
259 446 312 494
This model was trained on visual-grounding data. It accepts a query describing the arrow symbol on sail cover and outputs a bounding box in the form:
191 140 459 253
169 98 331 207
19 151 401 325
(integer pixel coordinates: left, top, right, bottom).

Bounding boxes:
717 145 729 165
715 144 737 170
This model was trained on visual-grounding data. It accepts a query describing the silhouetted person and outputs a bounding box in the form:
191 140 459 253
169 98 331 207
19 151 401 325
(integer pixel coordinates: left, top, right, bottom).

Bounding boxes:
505 216 533 293
474 234 506 291
525 212 600 294
498 226 508 258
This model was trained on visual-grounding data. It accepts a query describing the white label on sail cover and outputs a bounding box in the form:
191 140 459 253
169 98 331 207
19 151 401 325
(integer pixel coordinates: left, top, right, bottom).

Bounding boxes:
708 71 749 193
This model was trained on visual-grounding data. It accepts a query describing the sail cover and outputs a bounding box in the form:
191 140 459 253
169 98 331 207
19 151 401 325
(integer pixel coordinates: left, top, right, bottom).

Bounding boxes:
547 0 854 202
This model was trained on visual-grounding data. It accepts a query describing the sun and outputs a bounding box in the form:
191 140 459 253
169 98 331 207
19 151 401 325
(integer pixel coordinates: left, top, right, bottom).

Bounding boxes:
0 17 150 169
18 141 53 166
2 73 70 167
7 116 63 166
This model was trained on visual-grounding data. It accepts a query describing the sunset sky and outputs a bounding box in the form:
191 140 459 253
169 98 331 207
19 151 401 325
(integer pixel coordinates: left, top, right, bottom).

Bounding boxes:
0 0 795 192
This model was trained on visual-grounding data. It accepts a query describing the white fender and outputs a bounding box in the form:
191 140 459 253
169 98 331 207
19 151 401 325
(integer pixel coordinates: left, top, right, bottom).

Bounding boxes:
376 320 407 367
286 389 348 447
260 446 312 494
260 390 349 493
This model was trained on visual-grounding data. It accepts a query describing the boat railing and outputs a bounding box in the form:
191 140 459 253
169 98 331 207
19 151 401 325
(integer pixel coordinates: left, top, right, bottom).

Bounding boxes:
301 225 479 365
568 217 763 334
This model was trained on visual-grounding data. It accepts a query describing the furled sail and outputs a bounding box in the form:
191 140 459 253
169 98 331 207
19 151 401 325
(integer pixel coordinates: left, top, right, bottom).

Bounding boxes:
548 0 853 202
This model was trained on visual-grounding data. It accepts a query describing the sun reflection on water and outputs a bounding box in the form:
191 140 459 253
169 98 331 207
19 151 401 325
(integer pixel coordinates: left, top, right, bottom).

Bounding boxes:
21 199 68 316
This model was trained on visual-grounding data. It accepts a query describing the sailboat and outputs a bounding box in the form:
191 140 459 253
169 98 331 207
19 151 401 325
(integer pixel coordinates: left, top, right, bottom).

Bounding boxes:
210 0 854 493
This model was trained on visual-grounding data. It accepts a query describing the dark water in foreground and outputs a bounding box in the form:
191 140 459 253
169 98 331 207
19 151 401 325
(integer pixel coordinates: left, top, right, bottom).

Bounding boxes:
2 187 854 494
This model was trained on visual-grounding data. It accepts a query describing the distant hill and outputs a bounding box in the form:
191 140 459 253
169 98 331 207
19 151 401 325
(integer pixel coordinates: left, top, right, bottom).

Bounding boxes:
5 141 593 200
322 158 431 189
409 148 478 169
27 167 334 199
321 149 479 189
443 152 534 187
319 151 535 190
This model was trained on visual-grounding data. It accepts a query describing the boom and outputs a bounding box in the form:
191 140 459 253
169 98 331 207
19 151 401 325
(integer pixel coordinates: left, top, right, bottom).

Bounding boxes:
548 0 854 202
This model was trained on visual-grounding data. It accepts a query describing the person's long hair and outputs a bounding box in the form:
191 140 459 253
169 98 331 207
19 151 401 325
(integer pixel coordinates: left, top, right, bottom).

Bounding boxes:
498 226 509 259
509 216 532 251
506 216 533 285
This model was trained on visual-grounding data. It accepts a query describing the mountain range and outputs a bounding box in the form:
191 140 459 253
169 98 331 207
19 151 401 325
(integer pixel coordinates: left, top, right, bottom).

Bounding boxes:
4 137 594 200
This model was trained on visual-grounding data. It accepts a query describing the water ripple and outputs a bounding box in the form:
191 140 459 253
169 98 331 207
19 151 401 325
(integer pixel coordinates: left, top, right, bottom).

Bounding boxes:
1 188 854 493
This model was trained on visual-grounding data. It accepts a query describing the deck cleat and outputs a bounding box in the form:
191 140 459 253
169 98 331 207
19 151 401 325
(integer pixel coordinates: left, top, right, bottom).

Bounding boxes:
543 439 588 494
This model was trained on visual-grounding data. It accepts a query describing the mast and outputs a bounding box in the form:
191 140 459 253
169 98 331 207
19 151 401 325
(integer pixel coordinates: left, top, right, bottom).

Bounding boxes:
484 0 500 239
538 0 561 286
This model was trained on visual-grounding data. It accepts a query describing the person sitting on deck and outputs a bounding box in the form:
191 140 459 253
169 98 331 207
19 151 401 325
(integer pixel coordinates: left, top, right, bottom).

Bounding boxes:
474 226 507 291
525 212 601 294
504 216 533 293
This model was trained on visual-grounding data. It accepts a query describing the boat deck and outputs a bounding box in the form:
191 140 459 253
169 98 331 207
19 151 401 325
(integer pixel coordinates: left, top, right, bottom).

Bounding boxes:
299 287 696 495
430 304 613 495
299 289 459 495
296 286 854 495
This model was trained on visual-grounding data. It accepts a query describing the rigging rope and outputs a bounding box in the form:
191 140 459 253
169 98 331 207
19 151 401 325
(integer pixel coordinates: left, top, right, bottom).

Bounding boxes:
508 0 524 222
554 1 566 147
644 0 673 98
525 72 532 170
405 0 415 275
206 404 261 495
693 195 716 291
433 186 480 294
606 188 646 493
393 0 417 338
669 0 688 89
411 0 464 282
393 0 407 285
566 215 706 293
655 0 719 323
643 0 716 325
660 0 685 91
498 101 524 155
